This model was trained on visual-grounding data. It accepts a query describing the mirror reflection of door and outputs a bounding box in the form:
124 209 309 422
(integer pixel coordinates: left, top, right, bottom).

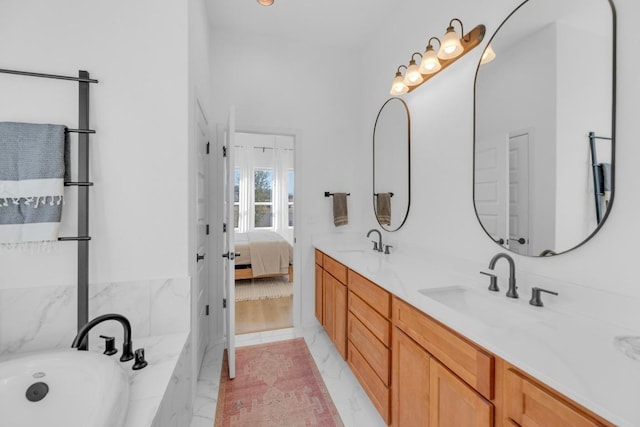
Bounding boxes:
508 132 530 255
474 0 615 256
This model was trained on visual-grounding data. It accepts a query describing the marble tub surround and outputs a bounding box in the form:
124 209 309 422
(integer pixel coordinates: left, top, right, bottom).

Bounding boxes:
314 236 640 427
0 276 190 356
90 333 191 427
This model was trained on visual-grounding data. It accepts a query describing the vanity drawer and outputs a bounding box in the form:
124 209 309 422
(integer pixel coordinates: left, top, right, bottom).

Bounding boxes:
315 249 324 267
392 297 494 400
323 255 347 283
348 312 390 385
348 341 390 424
349 291 390 347
505 368 612 427
348 270 391 318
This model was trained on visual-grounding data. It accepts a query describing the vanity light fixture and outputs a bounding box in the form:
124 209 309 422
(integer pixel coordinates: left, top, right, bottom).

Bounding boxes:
419 38 442 74
390 65 409 96
480 44 496 64
403 53 424 86
389 18 485 96
257 0 274 5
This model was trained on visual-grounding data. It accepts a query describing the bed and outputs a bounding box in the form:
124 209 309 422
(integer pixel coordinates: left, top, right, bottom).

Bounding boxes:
234 231 293 282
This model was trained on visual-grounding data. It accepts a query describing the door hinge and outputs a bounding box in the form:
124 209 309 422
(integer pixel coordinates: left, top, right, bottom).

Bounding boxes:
222 146 227 157
205 304 209 316
206 141 210 154
206 224 210 235
223 223 227 233
223 298 227 308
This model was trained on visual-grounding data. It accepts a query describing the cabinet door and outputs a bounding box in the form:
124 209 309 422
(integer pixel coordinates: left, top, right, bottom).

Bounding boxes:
505 368 609 427
392 328 430 427
430 359 494 427
323 270 335 339
315 264 323 324
334 280 347 359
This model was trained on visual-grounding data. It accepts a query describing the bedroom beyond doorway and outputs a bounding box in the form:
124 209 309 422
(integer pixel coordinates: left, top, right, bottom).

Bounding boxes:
232 131 295 335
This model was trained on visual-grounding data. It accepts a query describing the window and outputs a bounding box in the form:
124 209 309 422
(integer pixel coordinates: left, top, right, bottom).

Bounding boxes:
287 170 294 227
233 168 240 229
254 169 273 228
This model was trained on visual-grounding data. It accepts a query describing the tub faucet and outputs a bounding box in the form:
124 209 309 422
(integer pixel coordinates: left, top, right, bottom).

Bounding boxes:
488 253 518 298
366 229 383 252
71 313 134 362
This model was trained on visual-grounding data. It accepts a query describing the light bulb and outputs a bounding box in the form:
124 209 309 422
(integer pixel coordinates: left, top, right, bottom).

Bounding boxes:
403 59 423 86
438 26 464 59
418 45 441 74
390 72 409 96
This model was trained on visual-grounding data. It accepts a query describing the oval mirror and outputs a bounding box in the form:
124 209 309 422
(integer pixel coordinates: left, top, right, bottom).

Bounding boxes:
373 98 411 231
474 0 616 256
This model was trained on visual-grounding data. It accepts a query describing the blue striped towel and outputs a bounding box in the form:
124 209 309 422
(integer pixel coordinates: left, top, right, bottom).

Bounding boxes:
0 122 68 249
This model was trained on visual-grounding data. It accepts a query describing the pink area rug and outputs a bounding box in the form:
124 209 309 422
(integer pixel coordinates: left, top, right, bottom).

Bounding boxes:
215 338 344 427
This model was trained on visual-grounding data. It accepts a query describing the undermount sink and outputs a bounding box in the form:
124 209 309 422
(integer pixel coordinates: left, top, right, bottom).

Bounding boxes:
419 286 539 329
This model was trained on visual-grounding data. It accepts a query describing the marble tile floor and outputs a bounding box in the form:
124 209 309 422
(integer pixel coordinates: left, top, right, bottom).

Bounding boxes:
189 325 386 427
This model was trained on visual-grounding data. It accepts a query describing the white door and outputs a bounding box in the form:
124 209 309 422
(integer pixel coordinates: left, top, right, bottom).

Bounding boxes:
508 133 530 255
475 137 507 246
222 107 236 379
193 101 210 380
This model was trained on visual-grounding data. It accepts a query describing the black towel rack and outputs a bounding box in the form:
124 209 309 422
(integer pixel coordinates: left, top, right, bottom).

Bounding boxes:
589 131 612 224
374 192 394 198
0 67 98 340
325 192 351 197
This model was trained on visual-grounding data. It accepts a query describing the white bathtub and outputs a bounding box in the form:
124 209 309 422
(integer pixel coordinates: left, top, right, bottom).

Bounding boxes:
0 350 129 427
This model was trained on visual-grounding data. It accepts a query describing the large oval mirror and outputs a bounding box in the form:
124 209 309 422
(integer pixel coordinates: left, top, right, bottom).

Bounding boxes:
474 0 616 256
373 98 411 231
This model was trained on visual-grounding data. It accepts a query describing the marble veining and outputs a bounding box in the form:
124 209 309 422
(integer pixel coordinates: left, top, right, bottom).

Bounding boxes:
0 285 75 355
0 277 190 357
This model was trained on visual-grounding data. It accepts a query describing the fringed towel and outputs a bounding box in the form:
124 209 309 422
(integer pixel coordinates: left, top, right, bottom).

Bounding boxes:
376 193 392 226
332 193 348 227
0 122 68 250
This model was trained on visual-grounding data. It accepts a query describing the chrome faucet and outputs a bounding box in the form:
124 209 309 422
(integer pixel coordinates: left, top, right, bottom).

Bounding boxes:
488 253 518 298
366 229 383 252
71 313 134 362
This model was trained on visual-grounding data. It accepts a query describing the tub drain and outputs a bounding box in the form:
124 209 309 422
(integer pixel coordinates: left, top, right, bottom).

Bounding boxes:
25 382 49 402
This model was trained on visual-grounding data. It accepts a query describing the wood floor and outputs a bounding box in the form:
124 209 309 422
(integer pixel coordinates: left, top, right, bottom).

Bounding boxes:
235 296 293 335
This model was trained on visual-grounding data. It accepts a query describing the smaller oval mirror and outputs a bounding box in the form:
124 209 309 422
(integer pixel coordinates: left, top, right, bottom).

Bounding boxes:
373 98 411 231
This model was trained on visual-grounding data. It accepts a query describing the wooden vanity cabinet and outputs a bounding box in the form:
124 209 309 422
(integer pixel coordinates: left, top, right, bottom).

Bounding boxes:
392 297 495 427
504 365 614 427
347 270 392 424
314 250 323 323
315 251 348 359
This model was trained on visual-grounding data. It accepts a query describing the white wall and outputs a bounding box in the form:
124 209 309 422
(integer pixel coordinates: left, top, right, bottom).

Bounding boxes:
357 0 640 299
0 0 190 288
555 20 612 249
209 28 363 327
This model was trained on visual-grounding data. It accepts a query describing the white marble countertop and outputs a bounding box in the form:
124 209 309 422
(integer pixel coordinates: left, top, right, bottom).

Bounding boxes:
314 235 640 427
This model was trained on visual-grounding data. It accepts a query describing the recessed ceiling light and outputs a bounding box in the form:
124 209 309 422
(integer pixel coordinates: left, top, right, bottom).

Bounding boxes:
257 0 274 5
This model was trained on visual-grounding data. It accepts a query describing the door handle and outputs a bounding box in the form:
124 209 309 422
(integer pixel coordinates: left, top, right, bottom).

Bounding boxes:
510 237 526 245
222 252 241 260
196 253 205 262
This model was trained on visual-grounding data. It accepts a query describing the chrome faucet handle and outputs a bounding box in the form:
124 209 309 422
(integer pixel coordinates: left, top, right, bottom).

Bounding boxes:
480 271 499 292
384 245 393 254
529 287 558 307
371 241 379 251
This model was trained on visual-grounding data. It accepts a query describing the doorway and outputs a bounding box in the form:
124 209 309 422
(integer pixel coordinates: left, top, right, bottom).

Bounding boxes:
231 132 296 335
